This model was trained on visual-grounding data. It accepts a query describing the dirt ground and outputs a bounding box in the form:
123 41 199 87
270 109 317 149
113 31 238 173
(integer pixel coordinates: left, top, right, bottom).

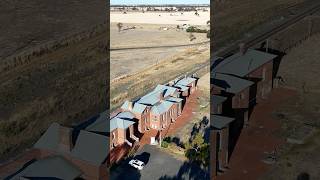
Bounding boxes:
110 12 210 110
217 88 296 180
258 34 320 180
110 23 209 79
110 11 210 25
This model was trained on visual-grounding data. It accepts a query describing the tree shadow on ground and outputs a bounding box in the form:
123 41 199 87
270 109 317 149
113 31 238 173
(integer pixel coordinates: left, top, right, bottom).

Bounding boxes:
158 160 209 180
297 172 310 180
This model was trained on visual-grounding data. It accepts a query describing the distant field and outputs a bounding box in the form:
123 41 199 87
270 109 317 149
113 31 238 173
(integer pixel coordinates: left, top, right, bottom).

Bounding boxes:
0 0 105 59
0 0 106 162
110 11 210 25
110 23 209 79
110 11 210 110
214 0 306 48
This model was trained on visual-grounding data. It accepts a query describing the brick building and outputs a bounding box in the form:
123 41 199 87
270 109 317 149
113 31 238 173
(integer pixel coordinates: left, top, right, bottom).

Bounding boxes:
109 76 197 164
6 122 109 180
210 48 278 179
211 73 253 126
214 49 277 104
210 115 235 179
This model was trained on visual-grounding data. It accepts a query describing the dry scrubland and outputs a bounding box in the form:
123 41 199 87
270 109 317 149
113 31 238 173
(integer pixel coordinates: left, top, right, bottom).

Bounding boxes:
0 0 107 161
110 11 210 110
214 0 306 48
260 34 320 179
110 23 209 79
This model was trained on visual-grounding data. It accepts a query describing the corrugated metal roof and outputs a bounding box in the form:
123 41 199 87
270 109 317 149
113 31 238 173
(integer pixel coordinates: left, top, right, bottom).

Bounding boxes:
9 156 82 180
176 77 197 86
137 90 163 106
85 111 108 133
34 123 60 150
211 73 254 94
166 97 183 103
154 84 178 97
151 100 174 115
213 49 277 77
132 103 147 114
174 84 189 92
71 130 109 165
212 95 227 106
110 112 136 131
211 115 235 129
121 100 130 110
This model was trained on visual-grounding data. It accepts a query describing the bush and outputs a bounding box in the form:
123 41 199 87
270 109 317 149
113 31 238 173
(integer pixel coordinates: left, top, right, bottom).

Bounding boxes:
163 136 172 143
186 26 208 33
161 141 169 148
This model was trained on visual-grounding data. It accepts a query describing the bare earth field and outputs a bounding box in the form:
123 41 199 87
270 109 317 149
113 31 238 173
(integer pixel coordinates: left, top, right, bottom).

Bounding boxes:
110 11 210 25
259 34 320 180
110 22 209 79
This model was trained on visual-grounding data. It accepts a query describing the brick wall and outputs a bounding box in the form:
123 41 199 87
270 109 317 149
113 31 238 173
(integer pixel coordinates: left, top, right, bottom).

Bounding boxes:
232 87 250 109
210 130 218 180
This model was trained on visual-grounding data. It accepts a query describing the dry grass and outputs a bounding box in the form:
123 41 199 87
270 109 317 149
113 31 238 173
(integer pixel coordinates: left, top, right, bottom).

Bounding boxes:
110 46 209 110
0 32 107 162
214 0 306 48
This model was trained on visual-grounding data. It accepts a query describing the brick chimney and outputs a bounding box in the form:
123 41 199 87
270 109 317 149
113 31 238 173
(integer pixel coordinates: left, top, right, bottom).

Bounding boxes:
58 127 73 152
239 43 247 55
159 91 164 101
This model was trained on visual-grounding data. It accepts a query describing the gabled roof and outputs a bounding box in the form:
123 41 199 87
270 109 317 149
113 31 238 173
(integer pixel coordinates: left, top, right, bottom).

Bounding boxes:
132 103 147 114
33 123 72 153
110 112 136 131
212 95 227 106
121 100 130 110
71 130 109 165
151 101 174 115
8 156 82 180
34 123 60 151
85 110 108 133
211 73 254 94
176 77 197 86
154 84 178 97
137 90 163 106
213 49 277 77
166 97 183 103
211 115 235 129
174 84 189 92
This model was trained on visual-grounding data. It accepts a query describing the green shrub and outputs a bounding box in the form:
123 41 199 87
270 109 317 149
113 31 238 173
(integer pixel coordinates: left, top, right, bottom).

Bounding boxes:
161 141 169 148
186 26 208 33
163 136 172 143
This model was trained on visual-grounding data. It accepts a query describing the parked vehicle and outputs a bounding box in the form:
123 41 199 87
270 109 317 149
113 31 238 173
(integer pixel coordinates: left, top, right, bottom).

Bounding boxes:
128 159 145 170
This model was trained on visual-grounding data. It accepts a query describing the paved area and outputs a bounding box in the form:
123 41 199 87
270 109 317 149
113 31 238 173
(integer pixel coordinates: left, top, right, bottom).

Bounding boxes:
110 145 209 180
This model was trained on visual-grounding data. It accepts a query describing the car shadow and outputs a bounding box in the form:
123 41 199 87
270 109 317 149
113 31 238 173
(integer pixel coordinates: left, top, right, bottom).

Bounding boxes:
134 152 151 165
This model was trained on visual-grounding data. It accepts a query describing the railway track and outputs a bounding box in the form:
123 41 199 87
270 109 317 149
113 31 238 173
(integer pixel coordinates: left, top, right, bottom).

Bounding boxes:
212 0 320 62
110 40 209 51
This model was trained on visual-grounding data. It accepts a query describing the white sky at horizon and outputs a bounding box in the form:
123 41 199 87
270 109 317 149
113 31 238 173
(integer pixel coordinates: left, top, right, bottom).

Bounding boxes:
111 0 210 5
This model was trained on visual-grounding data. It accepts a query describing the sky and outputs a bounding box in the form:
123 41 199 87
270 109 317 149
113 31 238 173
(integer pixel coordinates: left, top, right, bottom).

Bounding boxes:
110 0 210 5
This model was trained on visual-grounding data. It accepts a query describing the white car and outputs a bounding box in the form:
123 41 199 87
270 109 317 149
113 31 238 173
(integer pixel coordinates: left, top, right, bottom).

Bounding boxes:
128 159 145 170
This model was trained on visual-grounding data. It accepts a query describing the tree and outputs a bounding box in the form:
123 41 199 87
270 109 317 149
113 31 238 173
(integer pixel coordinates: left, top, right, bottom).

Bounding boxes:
117 22 123 32
184 133 209 165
